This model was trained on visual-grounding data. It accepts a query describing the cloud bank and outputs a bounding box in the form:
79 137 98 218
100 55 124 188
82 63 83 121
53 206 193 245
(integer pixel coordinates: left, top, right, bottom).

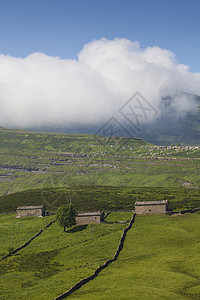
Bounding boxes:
0 38 200 128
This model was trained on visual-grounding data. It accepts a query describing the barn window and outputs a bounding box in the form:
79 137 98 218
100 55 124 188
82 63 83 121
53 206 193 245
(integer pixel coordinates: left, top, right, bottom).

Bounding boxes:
149 209 151 212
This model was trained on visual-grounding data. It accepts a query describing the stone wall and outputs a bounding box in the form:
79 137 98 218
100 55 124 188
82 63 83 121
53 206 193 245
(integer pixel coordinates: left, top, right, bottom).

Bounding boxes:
135 204 167 215
54 213 136 300
76 215 101 225
17 208 42 217
0 220 55 260
76 212 104 225
17 206 46 218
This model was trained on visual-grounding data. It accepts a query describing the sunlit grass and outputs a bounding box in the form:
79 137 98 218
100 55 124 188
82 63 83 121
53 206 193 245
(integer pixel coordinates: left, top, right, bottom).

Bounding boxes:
0 213 126 299
69 213 200 300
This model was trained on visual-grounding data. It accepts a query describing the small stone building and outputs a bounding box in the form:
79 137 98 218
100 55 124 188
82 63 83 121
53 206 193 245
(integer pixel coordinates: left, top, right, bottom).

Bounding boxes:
16 205 46 217
135 200 168 215
76 211 104 225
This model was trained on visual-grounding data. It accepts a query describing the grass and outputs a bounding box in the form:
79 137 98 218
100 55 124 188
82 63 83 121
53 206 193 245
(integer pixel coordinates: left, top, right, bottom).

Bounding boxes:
0 127 199 198
105 211 133 222
0 214 55 257
68 213 200 300
0 186 200 214
1 213 200 299
0 127 199 298
0 213 128 300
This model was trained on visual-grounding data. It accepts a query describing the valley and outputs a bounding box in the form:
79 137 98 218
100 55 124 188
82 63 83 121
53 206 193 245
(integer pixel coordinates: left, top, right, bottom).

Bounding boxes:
0 127 199 200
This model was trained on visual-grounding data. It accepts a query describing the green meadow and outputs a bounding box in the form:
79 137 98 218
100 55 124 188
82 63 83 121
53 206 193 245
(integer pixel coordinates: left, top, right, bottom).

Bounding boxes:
0 213 127 300
69 213 200 300
1 213 200 299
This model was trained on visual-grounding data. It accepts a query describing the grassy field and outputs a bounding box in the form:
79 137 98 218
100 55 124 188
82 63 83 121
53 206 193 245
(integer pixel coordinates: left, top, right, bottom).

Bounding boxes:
0 212 128 300
68 213 200 300
0 214 55 257
1 213 200 299
0 126 199 299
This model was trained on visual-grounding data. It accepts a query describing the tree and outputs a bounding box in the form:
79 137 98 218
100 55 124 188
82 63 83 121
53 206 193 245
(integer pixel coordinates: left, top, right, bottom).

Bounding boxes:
56 204 77 232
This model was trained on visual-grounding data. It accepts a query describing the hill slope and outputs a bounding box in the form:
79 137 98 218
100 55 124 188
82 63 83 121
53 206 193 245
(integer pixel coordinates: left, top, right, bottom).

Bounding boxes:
1 213 200 299
0 127 199 198
0 185 200 213
69 214 200 300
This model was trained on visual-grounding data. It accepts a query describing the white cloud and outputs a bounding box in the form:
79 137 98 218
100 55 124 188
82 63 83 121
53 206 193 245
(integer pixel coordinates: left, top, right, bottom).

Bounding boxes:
0 38 199 128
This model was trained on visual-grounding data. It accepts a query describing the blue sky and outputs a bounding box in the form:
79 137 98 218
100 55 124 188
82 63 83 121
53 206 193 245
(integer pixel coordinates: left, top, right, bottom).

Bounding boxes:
0 0 199 72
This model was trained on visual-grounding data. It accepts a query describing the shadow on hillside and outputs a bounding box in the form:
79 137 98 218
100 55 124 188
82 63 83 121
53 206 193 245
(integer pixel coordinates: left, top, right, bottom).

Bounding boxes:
67 225 88 233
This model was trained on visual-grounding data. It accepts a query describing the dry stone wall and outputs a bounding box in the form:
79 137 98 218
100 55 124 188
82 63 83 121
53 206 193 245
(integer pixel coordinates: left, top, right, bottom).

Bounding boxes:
0 220 55 260
54 213 136 300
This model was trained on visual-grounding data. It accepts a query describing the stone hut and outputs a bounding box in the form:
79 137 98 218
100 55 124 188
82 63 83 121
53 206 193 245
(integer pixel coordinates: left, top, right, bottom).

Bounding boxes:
76 211 104 226
135 200 168 215
16 205 46 217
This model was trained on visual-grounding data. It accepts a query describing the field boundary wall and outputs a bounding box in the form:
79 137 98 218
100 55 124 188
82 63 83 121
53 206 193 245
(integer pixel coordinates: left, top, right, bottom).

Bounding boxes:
54 213 136 300
0 220 55 260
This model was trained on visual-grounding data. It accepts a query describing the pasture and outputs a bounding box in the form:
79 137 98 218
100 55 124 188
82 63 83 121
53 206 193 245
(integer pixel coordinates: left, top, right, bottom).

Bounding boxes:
1 212 200 299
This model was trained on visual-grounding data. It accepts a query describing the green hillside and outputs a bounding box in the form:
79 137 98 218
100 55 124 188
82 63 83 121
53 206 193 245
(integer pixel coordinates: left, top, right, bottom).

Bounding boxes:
0 212 127 300
0 186 200 213
0 127 199 199
1 213 200 299
69 213 200 300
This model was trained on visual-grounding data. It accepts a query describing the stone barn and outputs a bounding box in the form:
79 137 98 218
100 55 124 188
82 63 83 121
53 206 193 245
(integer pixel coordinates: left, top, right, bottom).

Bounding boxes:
76 211 104 225
135 200 168 215
16 205 46 217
